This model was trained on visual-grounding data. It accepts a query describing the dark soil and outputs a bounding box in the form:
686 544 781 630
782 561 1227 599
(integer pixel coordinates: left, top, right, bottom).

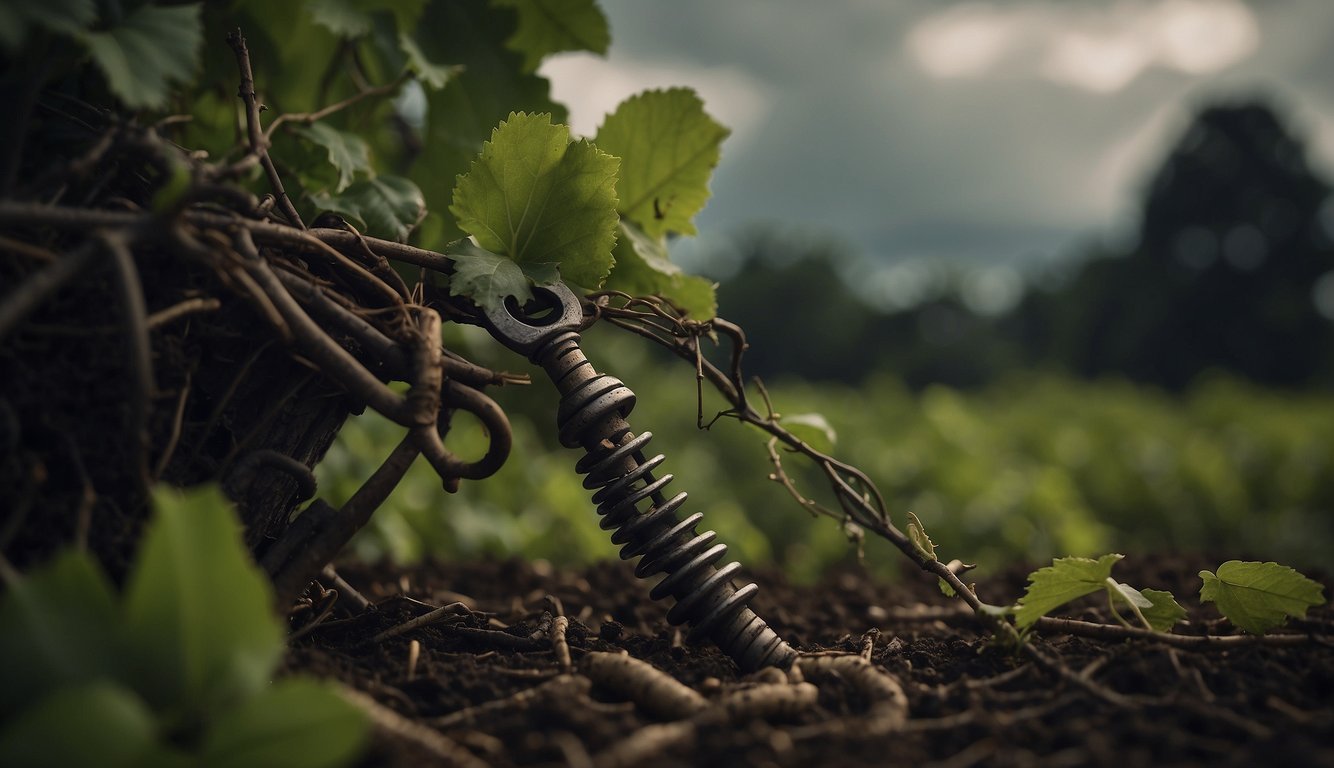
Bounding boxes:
290 555 1334 768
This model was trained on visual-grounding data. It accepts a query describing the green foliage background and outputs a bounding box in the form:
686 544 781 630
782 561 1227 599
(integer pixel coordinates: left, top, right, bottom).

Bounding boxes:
321 323 1334 582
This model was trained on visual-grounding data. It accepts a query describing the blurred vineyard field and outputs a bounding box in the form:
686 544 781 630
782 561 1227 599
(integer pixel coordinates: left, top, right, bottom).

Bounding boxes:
318 325 1334 583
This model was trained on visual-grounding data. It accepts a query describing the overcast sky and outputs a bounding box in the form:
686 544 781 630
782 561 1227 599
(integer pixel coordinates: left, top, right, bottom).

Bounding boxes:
539 0 1334 312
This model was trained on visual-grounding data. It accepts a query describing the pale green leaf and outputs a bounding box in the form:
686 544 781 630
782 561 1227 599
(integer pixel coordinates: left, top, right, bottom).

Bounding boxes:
1014 553 1123 629
603 219 717 319
311 175 426 242
397 34 460 90
0 551 119 718
905 511 937 562
79 4 203 110
1137 587 1187 632
120 486 283 719
306 0 427 37
493 0 610 71
451 112 619 288
445 238 560 309
0 683 158 768
0 0 96 52
1107 580 1184 631
293 123 372 193
782 412 838 455
594 88 730 238
201 679 369 768
1107 579 1153 609
1199 561 1326 634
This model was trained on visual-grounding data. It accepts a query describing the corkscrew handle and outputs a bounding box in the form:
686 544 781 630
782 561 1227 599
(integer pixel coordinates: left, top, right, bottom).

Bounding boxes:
480 285 796 671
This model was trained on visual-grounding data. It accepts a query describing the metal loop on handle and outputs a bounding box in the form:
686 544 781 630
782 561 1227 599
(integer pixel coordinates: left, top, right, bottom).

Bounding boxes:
481 283 585 357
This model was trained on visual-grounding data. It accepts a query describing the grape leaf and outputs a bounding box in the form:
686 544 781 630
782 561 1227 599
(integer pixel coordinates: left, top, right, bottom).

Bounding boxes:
406 0 567 246
493 0 610 71
1107 579 1152 610
0 0 95 52
1014 553 1123 629
1199 561 1326 634
310 175 426 242
445 239 559 309
594 88 730 239
120 486 283 719
294 123 372 193
1108 581 1185 631
79 3 203 110
603 219 717 319
1137 587 1187 631
450 112 619 289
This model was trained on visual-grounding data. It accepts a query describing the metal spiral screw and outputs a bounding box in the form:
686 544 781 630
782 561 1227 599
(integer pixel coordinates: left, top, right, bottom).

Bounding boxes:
481 284 796 671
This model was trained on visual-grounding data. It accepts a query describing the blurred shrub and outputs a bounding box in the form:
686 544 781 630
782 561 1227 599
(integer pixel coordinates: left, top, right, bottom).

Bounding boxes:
318 326 1334 581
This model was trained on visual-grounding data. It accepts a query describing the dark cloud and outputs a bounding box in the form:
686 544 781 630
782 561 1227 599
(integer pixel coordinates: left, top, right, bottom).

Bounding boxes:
548 0 1334 272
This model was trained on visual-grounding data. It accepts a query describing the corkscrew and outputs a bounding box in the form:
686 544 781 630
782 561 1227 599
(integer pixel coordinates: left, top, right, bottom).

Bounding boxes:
478 283 796 671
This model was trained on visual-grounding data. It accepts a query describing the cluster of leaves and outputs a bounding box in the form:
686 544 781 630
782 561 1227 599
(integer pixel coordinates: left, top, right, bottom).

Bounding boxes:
0 487 367 768
190 0 716 317
1 0 203 109
1013 553 1325 635
447 89 725 318
7 0 724 315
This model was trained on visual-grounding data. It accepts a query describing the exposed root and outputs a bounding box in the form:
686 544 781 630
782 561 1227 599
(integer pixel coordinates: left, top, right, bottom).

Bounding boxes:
796 654 909 735
579 651 708 721
338 687 489 768
551 615 572 673
593 682 819 768
432 675 591 729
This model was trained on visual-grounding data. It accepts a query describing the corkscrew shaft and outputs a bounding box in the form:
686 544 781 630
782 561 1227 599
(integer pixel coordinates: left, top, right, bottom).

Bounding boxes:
480 285 796 671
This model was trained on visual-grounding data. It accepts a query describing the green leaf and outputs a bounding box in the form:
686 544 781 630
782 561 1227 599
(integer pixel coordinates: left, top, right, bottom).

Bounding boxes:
406 0 567 246
1106 580 1184 631
120 486 283 719
306 0 427 37
1199 561 1326 634
450 112 619 288
1107 578 1152 610
445 238 559 309
293 123 372 193
0 0 96 52
905 511 937 562
1014 553 1123 629
0 551 120 718
594 88 730 238
79 3 203 110
1137 587 1187 632
0 682 159 768
397 34 460 90
781 412 838 455
603 219 717 319
493 0 610 71
201 679 369 768
311 175 426 242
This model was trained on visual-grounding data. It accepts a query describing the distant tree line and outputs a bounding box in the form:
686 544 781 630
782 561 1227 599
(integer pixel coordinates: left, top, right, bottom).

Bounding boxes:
712 99 1334 391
